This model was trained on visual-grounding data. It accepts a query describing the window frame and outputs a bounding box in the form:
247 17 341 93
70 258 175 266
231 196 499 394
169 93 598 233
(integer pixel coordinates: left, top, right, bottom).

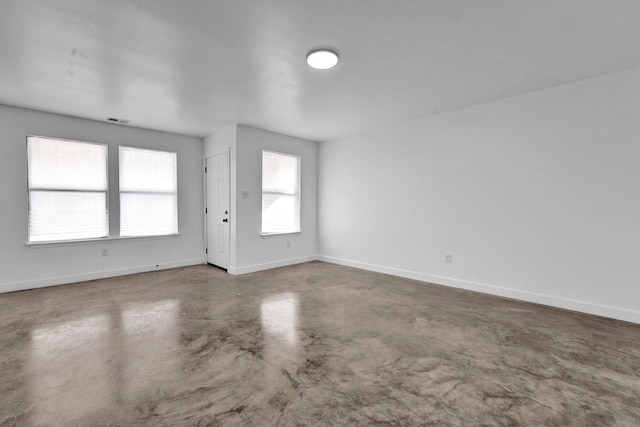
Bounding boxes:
118 146 179 238
26 135 109 244
261 150 302 236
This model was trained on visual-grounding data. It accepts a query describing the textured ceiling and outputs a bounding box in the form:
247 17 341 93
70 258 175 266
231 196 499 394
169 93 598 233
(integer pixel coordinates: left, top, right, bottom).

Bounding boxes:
1 0 640 141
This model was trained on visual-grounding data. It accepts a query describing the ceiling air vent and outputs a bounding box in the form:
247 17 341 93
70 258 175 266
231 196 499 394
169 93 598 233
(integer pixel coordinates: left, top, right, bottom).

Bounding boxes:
107 117 130 124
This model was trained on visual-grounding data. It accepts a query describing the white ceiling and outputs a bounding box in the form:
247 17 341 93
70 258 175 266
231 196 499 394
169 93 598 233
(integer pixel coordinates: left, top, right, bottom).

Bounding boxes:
1 0 640 141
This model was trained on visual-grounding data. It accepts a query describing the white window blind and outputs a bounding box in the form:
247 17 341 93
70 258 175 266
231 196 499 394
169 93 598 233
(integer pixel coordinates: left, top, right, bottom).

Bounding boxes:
119 147 178 237
262 151 300 235
27 136 108 243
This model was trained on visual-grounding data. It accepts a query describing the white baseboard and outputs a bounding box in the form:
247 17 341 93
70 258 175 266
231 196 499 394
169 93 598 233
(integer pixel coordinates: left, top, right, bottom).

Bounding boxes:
228 255 318 275
0 257 205 294
318 255 640 324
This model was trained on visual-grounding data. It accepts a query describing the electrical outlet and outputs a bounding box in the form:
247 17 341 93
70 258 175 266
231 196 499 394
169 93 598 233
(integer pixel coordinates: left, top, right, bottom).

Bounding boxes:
445 254 452 263
101 249 108 257
286 241 291 248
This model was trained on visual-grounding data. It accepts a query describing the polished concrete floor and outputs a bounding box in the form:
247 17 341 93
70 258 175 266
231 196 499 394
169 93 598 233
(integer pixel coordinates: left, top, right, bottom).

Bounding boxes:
1 262 640 426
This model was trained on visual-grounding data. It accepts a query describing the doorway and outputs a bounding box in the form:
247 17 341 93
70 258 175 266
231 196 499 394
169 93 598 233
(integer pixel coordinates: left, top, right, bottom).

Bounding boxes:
206 151 230 269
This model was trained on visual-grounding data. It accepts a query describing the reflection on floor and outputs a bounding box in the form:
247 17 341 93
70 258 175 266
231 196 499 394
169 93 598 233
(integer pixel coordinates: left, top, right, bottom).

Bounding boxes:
1 261 640 426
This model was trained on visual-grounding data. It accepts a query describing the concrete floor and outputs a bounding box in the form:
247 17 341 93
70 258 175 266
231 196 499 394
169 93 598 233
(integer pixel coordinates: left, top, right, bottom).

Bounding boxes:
1 261 639 426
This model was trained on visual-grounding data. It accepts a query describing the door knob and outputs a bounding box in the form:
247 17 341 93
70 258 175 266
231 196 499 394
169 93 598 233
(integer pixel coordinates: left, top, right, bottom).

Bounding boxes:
223 219 228 223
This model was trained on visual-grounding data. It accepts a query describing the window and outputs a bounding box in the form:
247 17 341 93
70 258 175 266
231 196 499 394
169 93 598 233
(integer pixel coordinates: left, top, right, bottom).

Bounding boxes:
119 147 178 237
27 136 108 243
262 151 300 235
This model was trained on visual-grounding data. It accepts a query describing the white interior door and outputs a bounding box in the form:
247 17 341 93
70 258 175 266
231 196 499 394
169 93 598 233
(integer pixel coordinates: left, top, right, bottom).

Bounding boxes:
206 151 230 269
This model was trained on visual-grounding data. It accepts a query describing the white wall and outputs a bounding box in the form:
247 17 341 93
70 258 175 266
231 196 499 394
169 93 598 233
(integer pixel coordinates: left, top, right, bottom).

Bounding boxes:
319 66 640 323
232 125 318 274
0 105 204 292
203 124 237 158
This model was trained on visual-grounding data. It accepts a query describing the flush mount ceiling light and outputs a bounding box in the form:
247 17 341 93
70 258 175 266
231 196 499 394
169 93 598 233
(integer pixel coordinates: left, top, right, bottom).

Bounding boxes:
306 49 339 70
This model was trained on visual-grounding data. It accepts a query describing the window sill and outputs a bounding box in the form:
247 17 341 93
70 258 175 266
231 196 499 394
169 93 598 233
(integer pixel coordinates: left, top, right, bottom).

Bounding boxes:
26 234 180 248
260 231 301 239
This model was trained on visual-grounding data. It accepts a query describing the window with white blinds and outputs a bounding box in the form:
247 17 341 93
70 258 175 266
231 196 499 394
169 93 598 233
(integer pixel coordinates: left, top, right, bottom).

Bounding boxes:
119 147 178 237
262 151 300 235
27 136 109 243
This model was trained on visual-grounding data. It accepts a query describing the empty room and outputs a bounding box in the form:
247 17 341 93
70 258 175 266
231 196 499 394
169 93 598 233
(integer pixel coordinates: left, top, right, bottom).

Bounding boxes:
1 1 640 425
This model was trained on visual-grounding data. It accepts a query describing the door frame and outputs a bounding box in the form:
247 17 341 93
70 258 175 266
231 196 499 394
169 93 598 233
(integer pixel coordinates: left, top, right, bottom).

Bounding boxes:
204 149 230 270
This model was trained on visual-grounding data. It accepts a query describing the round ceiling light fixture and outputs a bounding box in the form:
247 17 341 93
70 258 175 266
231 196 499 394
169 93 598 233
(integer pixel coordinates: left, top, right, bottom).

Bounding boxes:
306 48 339 70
